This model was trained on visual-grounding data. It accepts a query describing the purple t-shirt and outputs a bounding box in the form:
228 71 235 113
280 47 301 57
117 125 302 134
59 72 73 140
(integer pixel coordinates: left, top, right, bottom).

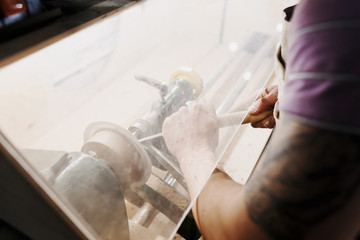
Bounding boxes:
279 0 360 134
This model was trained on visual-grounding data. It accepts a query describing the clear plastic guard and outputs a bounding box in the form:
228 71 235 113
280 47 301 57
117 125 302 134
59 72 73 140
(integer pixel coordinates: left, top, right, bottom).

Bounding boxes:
0 0 283 239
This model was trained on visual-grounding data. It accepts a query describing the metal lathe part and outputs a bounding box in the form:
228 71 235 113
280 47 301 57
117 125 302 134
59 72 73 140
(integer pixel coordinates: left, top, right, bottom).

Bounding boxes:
52 152 130 240
82 121 152 189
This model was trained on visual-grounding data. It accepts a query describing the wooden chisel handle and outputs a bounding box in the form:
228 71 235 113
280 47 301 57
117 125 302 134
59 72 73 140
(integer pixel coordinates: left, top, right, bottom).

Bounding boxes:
218 109 274 128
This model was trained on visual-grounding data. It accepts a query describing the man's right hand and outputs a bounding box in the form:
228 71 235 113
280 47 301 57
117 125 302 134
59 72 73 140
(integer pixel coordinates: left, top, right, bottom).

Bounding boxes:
248 85 278 128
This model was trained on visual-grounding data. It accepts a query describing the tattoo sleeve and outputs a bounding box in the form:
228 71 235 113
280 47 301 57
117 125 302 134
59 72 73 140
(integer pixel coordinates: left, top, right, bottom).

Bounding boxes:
245 114 360 239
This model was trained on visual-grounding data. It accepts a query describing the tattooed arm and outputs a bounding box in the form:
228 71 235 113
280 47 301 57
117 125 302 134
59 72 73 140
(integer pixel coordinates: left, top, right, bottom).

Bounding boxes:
194 113 360 240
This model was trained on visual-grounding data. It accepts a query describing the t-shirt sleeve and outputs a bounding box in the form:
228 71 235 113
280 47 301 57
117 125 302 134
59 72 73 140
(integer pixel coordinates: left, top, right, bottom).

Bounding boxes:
279 0 360 134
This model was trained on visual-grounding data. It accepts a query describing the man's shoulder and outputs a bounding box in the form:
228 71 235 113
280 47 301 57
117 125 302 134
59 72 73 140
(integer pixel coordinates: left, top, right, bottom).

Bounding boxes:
279 0 360 135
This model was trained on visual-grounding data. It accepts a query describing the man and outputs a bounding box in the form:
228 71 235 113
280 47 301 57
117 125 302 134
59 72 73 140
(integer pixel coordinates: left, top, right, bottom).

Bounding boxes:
162 0 360 239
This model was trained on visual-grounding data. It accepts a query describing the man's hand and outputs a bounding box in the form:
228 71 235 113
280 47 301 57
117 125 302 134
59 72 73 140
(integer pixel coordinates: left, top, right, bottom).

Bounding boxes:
162 100 219 198
162 100 219 160
248 85 278 128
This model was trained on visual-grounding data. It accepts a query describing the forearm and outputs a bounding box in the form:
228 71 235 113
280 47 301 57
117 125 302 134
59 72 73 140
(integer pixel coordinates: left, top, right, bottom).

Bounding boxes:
193 170 244 239
179 150 251 238
192 170 269 240
177 146 269 239
178 148 217 199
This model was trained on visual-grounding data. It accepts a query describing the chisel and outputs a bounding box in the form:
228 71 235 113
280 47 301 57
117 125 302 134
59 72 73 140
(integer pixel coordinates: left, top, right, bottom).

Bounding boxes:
138 109 273 143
